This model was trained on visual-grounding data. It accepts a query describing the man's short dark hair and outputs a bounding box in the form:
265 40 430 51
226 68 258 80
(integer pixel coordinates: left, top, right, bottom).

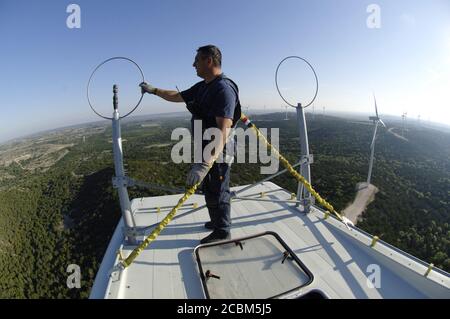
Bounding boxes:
197 45 222 67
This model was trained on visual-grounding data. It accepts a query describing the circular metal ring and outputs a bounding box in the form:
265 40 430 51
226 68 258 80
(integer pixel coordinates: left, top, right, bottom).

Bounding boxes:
87 56 145 120
275 56 318 108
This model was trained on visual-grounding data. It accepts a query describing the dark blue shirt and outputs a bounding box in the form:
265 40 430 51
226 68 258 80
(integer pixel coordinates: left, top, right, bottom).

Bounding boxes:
180 73 239 162
180 73 238 128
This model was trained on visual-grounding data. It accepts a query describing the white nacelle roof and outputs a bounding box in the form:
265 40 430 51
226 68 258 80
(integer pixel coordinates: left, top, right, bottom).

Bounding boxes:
90 182 450 299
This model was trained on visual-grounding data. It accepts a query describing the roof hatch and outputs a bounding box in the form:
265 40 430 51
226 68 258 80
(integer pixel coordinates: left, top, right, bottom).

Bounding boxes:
194 231 314 298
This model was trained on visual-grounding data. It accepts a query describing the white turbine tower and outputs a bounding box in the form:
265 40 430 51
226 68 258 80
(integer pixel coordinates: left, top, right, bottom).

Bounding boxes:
367 94 386 185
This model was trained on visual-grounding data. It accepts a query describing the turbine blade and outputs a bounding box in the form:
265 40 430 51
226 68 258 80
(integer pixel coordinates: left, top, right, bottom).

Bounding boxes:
379 119 387 128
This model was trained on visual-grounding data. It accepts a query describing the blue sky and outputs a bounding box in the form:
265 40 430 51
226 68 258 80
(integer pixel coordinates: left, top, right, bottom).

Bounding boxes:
1 0 450 142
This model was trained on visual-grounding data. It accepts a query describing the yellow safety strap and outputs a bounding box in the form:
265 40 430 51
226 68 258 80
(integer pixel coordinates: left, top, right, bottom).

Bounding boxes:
121 183 199 268
240 112 345 222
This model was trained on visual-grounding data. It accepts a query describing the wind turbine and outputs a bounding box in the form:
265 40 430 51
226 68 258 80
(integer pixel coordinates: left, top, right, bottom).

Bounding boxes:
366 94 386 185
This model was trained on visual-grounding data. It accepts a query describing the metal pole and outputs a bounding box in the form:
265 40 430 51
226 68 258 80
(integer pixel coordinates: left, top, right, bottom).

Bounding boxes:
111 85 137 243
296 103 312 212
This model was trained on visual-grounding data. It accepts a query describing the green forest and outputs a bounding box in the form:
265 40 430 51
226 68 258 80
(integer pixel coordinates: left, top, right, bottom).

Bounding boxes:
0 112 449 298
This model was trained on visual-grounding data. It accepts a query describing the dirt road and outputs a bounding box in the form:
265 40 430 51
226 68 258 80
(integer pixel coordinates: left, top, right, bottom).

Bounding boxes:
343 182 379 225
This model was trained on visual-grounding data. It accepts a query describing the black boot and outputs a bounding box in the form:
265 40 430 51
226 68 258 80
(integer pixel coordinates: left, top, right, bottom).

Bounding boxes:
200 229 230 244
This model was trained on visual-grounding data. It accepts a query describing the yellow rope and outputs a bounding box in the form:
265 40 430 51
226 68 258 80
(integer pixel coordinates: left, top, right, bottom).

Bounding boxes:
241 112 344 222
121 183 198 268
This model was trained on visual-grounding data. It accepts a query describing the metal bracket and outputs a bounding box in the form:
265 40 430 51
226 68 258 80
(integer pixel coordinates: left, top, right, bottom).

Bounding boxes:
123 226 147 244
301 154 314 164
302 197 315 206
109 266 122 282
298 197 315 214
112 176 132 188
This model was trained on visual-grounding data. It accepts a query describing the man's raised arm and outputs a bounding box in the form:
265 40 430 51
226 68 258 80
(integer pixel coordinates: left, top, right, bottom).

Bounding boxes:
140 82 184 103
